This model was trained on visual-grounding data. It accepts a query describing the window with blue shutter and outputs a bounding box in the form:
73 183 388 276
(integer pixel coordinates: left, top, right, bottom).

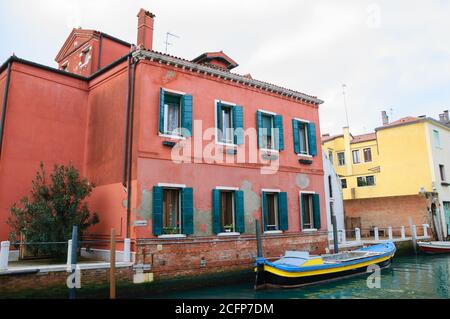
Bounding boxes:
261 191 268 232
159 88 192 138
152 186 163 236
234 190 245 233
212 189 221 234
313 194 321 229
307 122 317 156
278 192 288 231
233 106 244 145
292 119 300 154
274 115 284 151
181 188 194 235
181 94 193 137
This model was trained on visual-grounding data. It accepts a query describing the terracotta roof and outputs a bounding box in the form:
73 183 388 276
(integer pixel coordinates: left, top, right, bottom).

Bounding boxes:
321 134 343 143
192 51 239 70
386 117 419 127
351 133 377 144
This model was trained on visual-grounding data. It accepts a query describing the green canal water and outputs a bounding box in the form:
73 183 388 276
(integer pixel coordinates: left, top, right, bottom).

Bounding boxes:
149 254 450 299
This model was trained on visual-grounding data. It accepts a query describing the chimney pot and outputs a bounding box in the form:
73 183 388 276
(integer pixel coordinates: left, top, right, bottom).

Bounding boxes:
137 9 155 50
381 111 389 126
444 110 449 122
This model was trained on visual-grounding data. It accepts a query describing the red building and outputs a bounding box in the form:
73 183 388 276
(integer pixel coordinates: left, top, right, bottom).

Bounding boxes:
0 9 326 279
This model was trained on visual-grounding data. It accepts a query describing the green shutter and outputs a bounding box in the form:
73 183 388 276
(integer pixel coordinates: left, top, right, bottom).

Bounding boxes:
233 106 244 145
152 186 163 236
292 119 300 154
217 101 223 137
212 189 221 234
308 122 317 156
261 192 268 232
256 111 263 148
181 94 193 137
301 194 307 229
313 194 321 229
182 188 194 235
274 115 284 151
278 192 288 231
234 190 245 233
159 88 165 133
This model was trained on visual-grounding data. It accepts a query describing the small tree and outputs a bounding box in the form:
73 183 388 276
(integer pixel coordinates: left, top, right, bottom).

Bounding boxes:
8 162 99 259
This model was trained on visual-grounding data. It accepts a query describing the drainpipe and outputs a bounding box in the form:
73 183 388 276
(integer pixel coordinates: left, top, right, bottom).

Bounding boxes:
0 60 12 158
122 56 132 187
125 57 137 239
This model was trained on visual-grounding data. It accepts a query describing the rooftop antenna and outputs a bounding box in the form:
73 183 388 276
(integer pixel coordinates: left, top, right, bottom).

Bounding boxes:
164 32 180 54
342 84 350 127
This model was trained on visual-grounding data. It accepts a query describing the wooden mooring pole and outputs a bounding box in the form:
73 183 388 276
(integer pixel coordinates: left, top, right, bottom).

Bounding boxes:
68 225 78 300
110 228 116 299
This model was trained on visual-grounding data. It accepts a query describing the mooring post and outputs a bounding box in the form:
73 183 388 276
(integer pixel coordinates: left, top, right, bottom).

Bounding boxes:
401 226 406 240
388 226 393 241
0 241 10 271
123 238 131 263
422 224 429 238
68 226 78 300
256 221 263 258
409 218 417 254
374 227 379 242
355 228 361 243
66 239 72 270
331 214 339 253
110 228 116 299
340 229 347 244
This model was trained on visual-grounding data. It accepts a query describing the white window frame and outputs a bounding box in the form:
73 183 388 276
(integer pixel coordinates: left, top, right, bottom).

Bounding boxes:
263 191 280 232
433 130 441 148
159 88 187 139
217 189 238 236
215 99 238 148
79 46 92 67
352 149 361 164
258 109 278 153
294 118 311 157
159 186 183 238
299 191 317 232
363 147 372 163
337 152 346 166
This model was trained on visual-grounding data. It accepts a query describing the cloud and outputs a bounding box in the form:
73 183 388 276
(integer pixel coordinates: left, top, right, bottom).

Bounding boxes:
1 0 449 136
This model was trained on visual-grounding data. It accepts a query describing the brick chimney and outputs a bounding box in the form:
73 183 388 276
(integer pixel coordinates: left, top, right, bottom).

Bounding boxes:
137 9 155 50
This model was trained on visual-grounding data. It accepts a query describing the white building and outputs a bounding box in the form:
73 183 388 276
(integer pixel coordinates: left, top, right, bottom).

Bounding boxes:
322 151 345 243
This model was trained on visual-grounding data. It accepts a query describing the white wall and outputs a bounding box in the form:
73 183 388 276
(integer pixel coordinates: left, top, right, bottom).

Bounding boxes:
426 121 450 238
322 151 345 241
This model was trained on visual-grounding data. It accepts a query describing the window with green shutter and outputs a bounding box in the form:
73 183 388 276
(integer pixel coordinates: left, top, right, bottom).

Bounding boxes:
262 191 288 232
300 193 321 230
293 119 317 156
212 189 245 234
159 89 193 137
216 101 244 145
257 111 284 151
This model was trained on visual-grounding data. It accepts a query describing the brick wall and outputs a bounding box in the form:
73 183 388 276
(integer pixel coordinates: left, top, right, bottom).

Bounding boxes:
344 195 432 236
136 233 328 279
0 266 133 294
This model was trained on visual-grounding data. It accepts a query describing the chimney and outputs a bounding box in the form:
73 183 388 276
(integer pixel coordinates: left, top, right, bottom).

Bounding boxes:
439 113 446 122
137 9 155 50
381 111 389 126
444 110 449 122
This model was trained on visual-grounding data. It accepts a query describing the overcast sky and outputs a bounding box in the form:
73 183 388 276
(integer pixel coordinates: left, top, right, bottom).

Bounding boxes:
1 0 449 136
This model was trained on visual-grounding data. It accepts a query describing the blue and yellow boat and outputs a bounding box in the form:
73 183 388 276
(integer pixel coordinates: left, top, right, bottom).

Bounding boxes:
255 242 396 289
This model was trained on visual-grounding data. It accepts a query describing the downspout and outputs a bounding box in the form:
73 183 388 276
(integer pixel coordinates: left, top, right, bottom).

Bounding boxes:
97 33 103 71
0 60 12 158
122 56 132 187
126 57 137 239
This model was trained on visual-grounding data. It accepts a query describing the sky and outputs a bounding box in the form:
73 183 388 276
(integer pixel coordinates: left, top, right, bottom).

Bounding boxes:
1 0 450 136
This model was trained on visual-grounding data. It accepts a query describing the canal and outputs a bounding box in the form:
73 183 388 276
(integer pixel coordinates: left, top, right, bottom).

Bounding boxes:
149 254 450 299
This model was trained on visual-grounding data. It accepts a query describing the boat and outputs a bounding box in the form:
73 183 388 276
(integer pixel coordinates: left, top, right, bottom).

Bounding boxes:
254 242 396 290
417 241 450 254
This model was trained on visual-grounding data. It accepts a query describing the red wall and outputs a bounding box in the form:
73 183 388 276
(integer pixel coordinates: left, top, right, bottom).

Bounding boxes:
0 63 88 240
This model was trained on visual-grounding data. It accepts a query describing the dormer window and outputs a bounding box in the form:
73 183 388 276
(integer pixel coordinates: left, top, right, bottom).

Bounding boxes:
80 47 91 66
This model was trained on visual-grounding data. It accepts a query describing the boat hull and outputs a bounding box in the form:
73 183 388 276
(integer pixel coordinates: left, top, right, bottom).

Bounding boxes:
418 242 450 254
257 257 392 289
255 243 396 290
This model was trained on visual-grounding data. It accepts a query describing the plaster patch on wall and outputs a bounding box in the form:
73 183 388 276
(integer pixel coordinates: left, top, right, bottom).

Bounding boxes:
122 200 127 208
241 180 261 234
138 189 153 220
162 70 177 84
194 208 213 237
296 174 310 189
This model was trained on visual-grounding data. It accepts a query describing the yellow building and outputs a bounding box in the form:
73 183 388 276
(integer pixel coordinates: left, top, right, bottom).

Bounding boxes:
322 112 450 240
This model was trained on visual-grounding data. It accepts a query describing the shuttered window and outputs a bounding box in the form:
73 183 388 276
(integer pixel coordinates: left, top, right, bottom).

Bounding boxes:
292 119 317 156
152 186 194 236
301 193 321 230
159 89 193 137
262 192 288 232
212 189 245 234
216 102 244 145
257 111 284 151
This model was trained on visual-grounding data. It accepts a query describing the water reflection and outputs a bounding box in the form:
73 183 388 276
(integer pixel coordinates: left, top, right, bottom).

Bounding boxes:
150 254 450 299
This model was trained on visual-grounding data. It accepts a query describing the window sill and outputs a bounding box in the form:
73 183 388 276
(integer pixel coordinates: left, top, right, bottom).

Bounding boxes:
217 232 241 237
216 142 238 148
158 234 187 239
264 230 283 235
260 149 279 154
159 133 186 140
302 229 318 233
297 154 313 158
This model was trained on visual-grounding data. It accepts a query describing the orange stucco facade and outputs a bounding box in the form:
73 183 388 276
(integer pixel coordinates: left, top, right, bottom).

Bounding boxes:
0 9 327 258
